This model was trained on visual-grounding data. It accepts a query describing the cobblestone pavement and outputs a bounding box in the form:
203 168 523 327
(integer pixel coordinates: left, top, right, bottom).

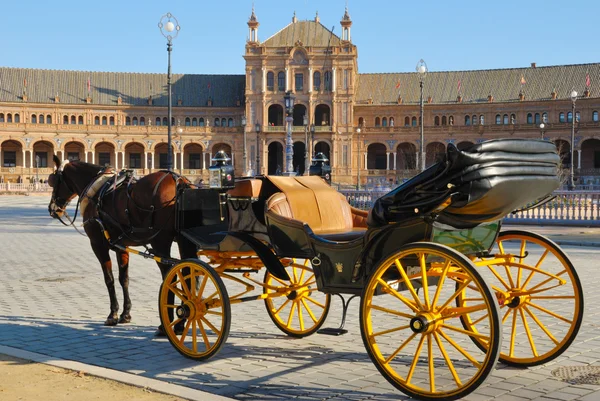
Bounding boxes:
0 195 599 401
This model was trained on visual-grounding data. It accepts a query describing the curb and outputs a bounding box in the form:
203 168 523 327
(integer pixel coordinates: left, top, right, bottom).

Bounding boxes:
0 345 235 401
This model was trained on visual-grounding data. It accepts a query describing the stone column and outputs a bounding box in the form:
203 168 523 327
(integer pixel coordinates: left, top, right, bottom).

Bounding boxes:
114 151 118 169
364 152 367 170
308 67 313 93
91 151 95 165
386 151 390 170
416 152 419 170
332 67 337 93
577 149 582 169
84 151 88 163
285 67 290 92
28 150 32 169
121 152 125 169
393 152 397 170
262 67 266 93
151 152 155 170
202 152 206 170
180 150 184 171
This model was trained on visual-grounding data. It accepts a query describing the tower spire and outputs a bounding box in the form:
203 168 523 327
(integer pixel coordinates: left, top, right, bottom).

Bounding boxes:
247 3 259 42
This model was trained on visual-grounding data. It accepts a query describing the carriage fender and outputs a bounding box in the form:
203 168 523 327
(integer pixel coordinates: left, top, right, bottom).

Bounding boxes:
220 231 290 281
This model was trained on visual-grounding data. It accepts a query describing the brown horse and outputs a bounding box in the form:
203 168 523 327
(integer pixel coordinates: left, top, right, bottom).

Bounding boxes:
47 155 194 330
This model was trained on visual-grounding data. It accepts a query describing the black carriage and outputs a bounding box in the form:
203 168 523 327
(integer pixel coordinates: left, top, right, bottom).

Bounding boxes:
157 139 583 400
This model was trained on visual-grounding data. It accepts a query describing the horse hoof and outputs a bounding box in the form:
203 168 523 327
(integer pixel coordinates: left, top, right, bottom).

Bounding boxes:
104 318 118 326
119 315 131 324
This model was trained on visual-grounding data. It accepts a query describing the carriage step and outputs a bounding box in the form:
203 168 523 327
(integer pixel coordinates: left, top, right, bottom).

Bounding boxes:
317 327 348 336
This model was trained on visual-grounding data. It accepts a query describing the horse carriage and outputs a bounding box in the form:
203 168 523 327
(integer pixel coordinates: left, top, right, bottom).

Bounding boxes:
48 139 583 400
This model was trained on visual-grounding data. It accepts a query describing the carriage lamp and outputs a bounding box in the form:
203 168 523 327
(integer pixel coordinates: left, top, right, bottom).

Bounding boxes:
209 150 235 189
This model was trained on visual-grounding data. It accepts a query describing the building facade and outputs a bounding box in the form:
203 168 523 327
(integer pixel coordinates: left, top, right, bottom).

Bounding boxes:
1 7 600 187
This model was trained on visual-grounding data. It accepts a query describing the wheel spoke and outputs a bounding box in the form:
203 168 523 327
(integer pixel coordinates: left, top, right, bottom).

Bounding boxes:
176 270 192 299
433 332 462 387
485 264 511 290
370 304 414 319
200 315 221 336
198 319 211 349
383 332 417 364
167 284 187 302
178 319 193 346
372 324 411 337
442 303 489 319
197 273 208 298
519 308 538 357
431 260 451 309
521 248 550 289
275 299 291 315
297 301 305 331
376 277 419 312
517 240 527 287
442 324 490 342
192 320 198 353
437 278 472 312
523 305 560 346
394 260 423 310
427 334 435 393
526 301 573 324
286 301 297 327
527 270 567 293
406 334 426 384
530 295 575 300
419 253 431 309
501 308 512 324
439 329 481 368
509 310 517 357
304 296 326 309
301 299 319 324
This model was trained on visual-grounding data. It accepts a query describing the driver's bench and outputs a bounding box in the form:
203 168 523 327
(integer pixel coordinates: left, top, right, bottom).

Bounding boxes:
265 176 368 258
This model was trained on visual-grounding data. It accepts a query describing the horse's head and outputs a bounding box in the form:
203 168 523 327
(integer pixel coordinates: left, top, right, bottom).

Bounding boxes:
48 155 77 219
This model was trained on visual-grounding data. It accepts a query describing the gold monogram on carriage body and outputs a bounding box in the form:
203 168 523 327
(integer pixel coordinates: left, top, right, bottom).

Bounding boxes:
335 262 344 273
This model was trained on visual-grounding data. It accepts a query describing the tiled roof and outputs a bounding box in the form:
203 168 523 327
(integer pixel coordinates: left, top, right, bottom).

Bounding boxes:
262 20 342 48
356 63 600 105
0 67 245 107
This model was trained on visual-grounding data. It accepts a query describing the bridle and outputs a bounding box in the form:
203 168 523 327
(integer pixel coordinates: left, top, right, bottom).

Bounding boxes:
48 168 87 235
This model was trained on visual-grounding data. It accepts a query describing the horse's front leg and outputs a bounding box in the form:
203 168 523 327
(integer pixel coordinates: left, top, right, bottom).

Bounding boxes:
116 250 132 323
91 243 120 326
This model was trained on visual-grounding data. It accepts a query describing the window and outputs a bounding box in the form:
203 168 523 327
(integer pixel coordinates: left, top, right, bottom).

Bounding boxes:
171 117 175 126
441 116 447 125
412 116 417 126
559 112 565 123
214 118 220 127
199 118 205 127
503 114 509 125
343 70 349 90
63 115 68 124
313 71 321 91
189 153 201 169
405 116 410 126
102 116 107 125
185 118 191 126
480 115 485 125
31 114 37 124
47 115 52 124
277 72 285 91
39 115 44 124
535 113 540 124
465 115 471 126
382 117 387 127
435 116 440 126
324 71 332 91
542 112 548 123
449 116 454 125
71 115 76 124
14 114 19 123
358 117 364 126
129 153 141 168
3 151 16 167
375 117 381 127
472 115 478 125
67 152 79 161
567 112 573 123
267 72 274 91
594 111 599 122
228 118 234 127
98 152 110 167
162 117 168 126
140 117 145 126
295 73 303 91
527 113 533 124
6 113 12 123
510 114 516 124
78 116 84 125
126 117 131 126
576 111 580 122
35 152 48 168
495 114 501 125
94 116 100 125
221 118 226 127
133 117 139 126
192 118 197 126
109 116 115 125
0 113 4 122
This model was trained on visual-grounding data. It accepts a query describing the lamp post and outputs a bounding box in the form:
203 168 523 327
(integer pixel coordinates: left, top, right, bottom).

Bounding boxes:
241 115 247 175
356 126 361 190
539 122 545 140
158 12 180 172
303 114 309 175
310 124 316 162
255 121 261 175
35 155 40 190
177 125 183 175
569 89 578 190
283 91 295 175
416 59 428 171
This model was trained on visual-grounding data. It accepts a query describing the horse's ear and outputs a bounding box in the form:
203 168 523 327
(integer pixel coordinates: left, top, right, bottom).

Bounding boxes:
53 155 61 170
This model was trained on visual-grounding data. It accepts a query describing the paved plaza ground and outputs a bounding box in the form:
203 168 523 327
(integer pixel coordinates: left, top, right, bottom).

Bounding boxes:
0 194 599 401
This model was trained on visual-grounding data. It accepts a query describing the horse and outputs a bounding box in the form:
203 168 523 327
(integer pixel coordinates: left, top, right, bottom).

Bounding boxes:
47 155 195 331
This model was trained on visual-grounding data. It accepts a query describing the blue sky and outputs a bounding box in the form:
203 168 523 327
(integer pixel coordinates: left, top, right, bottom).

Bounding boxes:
4 0 599 75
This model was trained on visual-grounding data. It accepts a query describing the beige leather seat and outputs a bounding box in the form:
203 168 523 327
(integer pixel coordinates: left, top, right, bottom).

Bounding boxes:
266 176 367 241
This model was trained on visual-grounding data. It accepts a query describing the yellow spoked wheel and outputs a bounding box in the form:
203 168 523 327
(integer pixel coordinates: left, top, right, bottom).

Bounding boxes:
360 242 501 401
463 230 584 367
264 258 331 338
158 259 231 360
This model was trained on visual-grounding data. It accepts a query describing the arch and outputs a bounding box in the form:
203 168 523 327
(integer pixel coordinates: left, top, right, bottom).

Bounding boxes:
553 139 571 168
503 114 509 125
6 113 12 123
527 113 533 124
267 141 284 175
495 114 501 125
404 116 410 126
267 71 275 91
32 140 55 168
162 117 168 126
375 117 381 127
125 142 145 169
14 113 20 123
72 115 77 125
95 141 116 167
396 142 416 170
0 113 4 122
64 141 85 161
191 117 197 126
314 104 330 126
221 118 227 127
140 117 145 126
412 116 417 126
559 112 565 123
78 116 84 125
184 143 205 170
534 113 540 124
1 139 24 168
154 143 169 169
367 143 387 170
31 114 37 124
464 115 471 126
156 117 162 126
63 115 68 124
268 104 284 126
314 141 330 162
211 143 232 160
441 116 447 126
426 142 445 168
292 141 306 175
214 118 220 127
199 117 205 127
39 114 44 124
94 116 100 125
47 114 52 124
581 138 600 169
102 116 108 125
434 116 440 126
382 117 388 127
457 141 474 151
185 117 191 126
293 104 307 126
228 118 234 127
567 112 573 123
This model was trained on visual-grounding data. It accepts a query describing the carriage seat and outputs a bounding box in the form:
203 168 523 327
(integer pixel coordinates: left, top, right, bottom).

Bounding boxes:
227 178 262 199
266 176 367 242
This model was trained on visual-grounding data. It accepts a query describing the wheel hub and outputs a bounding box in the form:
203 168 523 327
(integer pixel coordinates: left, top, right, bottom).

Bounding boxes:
507 293 530 309
409 313 439 334
176 301 197 319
